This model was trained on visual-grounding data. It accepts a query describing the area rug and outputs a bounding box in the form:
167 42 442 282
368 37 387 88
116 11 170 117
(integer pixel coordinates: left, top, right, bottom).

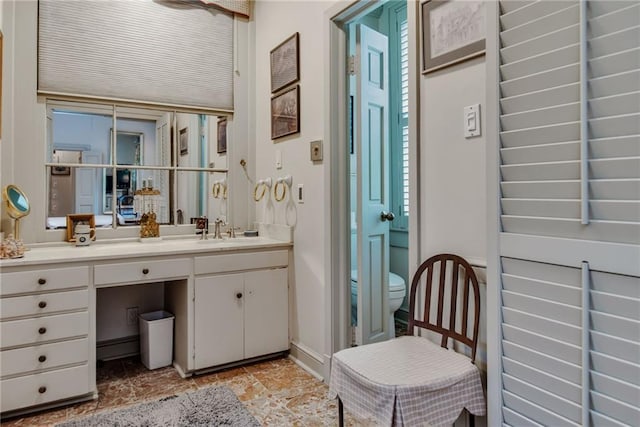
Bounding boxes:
58 385 261 426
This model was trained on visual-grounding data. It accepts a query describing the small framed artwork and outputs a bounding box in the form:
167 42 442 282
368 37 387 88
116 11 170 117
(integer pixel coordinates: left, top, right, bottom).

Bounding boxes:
217 118 227 154
422 0 486 74
271 85 300 140
65 213 96 242
179 127 188 156
51 165 71 176
270 32 300 93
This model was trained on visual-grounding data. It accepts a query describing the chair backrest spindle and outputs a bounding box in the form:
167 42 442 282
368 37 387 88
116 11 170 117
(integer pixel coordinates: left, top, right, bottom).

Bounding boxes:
407 254 481 363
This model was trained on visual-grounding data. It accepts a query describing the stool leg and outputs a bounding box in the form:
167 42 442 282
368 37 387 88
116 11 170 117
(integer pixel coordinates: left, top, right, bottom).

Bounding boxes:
338 397 344 427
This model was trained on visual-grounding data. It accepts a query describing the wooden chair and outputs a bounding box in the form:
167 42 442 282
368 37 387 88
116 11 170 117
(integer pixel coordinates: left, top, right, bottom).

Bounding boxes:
330 253 486 426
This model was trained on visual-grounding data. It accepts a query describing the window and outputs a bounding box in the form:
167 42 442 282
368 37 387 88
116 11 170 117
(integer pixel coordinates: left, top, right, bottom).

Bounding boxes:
390 4 409 231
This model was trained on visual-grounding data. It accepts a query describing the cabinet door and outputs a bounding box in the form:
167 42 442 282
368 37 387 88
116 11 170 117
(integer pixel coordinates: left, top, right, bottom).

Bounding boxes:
244 268 289 359
194 274 244 369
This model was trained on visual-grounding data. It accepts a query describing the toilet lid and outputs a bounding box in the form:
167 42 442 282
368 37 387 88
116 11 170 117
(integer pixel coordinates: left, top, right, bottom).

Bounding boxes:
351 270 405 292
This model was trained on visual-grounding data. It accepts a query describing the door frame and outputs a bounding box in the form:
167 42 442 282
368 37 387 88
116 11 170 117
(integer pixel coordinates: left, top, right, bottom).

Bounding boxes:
323 0 422 380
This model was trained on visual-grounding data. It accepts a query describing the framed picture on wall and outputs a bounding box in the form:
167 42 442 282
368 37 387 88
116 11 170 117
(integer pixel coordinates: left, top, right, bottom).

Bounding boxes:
422 0 486 74
217 118 227 154
179 127 188 156
271 85 300 140
270 32 300 93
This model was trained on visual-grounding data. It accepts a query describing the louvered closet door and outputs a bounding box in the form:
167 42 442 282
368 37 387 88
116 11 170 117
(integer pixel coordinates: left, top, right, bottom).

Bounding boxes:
497 1 640 426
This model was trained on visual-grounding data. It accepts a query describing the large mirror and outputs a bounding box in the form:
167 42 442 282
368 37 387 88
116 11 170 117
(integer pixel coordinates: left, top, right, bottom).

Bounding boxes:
45 101 230 231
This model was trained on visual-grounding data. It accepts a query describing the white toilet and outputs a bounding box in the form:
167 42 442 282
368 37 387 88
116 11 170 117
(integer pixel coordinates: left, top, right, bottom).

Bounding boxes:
351 270 407 339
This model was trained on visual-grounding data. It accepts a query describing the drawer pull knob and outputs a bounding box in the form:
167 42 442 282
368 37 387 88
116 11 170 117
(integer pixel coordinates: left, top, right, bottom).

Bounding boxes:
38 327 47 335
38 278 47 285
38 301 47 309
142 268 150 275
236 292 243 299
38 355 47 363
38 386 47 394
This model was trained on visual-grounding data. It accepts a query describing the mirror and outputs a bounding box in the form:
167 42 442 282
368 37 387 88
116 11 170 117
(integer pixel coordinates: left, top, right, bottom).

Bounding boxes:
3 184 31 239
46 102 230 231
104 131 143 217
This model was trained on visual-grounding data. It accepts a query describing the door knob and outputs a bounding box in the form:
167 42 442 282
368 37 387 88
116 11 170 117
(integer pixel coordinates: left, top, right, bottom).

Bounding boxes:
380 211 395 222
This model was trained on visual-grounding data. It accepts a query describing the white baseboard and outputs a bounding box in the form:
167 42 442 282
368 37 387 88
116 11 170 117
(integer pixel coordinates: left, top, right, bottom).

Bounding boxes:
288 341 325 381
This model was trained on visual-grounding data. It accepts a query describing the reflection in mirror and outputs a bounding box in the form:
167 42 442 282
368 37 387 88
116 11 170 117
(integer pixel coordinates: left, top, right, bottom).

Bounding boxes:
45 102 230 232
104 131 143 215
176 170 228 225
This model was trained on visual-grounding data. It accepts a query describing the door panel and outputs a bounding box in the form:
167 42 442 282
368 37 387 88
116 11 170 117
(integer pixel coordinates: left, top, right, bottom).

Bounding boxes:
194 274 244 368
75 151 100 213
244 268 289 359
356 24 389 345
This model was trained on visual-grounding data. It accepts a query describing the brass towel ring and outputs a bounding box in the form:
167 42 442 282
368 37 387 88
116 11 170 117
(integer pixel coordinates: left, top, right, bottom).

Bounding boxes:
212 183 221 199
274 180 287 202
253 183 267 202
222 184 228 200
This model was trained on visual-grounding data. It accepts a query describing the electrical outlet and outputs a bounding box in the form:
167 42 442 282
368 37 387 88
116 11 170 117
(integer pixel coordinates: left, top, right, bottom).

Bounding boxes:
310 140 323 161
126 307 139 326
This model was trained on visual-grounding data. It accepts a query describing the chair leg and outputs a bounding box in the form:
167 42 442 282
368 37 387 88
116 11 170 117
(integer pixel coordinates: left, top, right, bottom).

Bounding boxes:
338 397 344 427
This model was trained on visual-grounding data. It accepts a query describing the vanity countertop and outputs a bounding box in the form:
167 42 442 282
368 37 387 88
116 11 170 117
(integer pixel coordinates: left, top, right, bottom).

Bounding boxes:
0 236 292 268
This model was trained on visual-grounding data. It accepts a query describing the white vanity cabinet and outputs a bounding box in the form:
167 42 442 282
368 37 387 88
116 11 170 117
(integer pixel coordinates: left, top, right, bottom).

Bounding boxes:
0 266 92 413
193 250 289 370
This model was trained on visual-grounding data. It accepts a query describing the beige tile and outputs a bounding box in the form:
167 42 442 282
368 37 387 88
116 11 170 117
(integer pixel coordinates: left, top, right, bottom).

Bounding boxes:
65 398 98 419
129 368 198 403
219 373 269 402
0 406 67 427
95 378 140 411
244 397 303 426
0 355 343 426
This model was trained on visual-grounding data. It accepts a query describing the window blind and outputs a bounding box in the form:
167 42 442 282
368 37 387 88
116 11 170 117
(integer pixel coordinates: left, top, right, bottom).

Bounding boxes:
38 0 234 111
400 19 409 218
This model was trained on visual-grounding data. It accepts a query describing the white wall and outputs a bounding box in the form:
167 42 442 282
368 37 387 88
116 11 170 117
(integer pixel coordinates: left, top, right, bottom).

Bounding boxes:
252 0 329 362
420 57 487 264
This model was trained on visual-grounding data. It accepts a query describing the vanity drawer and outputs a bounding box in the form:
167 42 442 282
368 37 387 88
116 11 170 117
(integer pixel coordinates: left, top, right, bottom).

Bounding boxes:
0 289 88 320
94 258 190 286
0 338 89 378
195 250 288 275
0 364 90 413
1 312 88 349
0 266 89 296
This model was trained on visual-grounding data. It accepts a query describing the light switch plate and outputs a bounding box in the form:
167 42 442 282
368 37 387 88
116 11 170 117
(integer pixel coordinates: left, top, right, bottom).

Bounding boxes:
275 149 282 169
297 184 304 203
464 104 481 138
310 140 323 161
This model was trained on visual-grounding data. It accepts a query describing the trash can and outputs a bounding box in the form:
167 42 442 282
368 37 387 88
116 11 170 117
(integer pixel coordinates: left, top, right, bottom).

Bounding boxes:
139 310 174 370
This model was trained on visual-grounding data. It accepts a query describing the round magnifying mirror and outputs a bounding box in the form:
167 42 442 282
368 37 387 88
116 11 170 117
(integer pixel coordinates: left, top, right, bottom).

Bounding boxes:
3 184 30 240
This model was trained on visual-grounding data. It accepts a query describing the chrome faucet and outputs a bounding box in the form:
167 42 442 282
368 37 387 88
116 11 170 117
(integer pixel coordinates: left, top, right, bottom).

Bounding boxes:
227 225 237 238
213 218 225 239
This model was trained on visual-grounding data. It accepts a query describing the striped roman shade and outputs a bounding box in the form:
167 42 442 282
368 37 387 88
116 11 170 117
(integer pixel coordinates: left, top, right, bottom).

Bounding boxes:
38 0 234 112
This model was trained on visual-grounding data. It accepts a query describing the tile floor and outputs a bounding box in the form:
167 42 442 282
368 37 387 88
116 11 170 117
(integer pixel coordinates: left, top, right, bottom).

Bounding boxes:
0 356 347 426
1 323 408 426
